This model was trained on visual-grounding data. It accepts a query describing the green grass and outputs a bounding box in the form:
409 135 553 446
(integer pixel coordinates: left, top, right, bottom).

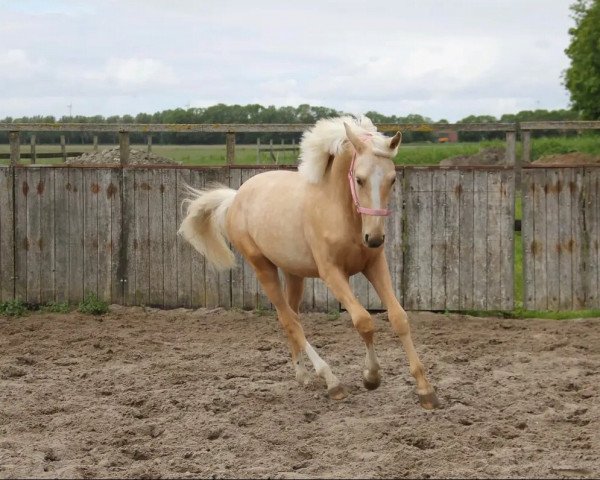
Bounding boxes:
531 135 600 160
0 299 27 317
2 135 599 166
78 294 109 315
41 301 71 313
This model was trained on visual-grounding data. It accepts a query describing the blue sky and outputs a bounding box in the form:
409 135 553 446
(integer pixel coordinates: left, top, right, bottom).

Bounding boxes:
0 0 575 121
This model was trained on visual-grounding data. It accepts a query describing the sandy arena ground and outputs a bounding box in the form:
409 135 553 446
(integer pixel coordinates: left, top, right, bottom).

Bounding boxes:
1 306 599 479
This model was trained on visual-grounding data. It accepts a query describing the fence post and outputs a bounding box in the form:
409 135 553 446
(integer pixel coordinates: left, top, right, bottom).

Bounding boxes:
60 135 66 162
9 131 20 165
119 131 130 165
505 131 516 166
226 132 235 166
93 135 98 152
30 134 36 164
517 129 531 193
147 134 152 153
521 130 531 164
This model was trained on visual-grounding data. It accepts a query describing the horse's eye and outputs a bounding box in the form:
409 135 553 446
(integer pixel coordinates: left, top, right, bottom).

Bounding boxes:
356 177 365 187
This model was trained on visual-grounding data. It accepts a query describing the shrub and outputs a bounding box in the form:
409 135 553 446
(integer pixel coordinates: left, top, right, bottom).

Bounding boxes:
78 294 108 315
0 299 27 317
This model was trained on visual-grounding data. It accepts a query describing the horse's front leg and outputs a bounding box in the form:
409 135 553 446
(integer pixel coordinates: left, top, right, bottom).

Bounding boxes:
364 253 440 409
321 267 382 390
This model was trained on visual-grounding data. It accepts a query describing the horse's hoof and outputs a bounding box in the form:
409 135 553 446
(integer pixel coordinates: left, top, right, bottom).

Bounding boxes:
418 391 441 410
296 370 311 386
328 384 349 401
363 371 381 390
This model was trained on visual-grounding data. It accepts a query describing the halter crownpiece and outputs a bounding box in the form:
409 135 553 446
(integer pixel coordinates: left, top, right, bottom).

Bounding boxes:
347 133 393 217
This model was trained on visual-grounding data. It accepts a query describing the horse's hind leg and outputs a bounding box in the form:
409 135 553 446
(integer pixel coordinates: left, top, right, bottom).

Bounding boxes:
243 247 346 399
284 272 304 314
283 273 311 385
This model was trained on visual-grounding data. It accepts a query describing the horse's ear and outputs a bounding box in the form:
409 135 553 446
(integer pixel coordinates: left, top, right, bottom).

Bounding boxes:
389 131 402 150
344 122 366 154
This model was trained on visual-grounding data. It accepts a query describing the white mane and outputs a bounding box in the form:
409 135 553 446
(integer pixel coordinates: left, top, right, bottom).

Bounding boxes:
298 115 397 184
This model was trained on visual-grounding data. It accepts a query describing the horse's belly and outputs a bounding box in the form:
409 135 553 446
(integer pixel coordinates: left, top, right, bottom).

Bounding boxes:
231 170 319 277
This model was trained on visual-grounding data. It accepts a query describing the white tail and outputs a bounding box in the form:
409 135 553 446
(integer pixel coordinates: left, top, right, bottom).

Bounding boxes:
178 183 237 270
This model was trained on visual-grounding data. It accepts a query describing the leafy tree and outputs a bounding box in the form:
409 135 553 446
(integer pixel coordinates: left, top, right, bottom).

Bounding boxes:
564 0 600 119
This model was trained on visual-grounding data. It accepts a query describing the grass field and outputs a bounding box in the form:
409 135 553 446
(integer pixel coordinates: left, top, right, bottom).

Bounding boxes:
1 135 599 166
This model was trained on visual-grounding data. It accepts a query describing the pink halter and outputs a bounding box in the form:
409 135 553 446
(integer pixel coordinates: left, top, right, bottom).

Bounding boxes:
347 135 392 217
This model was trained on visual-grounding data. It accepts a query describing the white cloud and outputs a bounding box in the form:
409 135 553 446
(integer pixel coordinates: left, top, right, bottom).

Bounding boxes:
82 58 178 90
0 49 44 79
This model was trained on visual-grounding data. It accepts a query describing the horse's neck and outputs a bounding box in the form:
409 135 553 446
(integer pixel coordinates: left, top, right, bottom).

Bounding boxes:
324 150 361 226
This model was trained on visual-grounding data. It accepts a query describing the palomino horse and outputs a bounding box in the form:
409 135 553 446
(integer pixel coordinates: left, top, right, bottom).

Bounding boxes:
179 116 439 409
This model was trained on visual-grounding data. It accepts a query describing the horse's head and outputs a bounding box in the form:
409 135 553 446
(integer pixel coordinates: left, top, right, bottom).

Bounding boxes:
344 122 401 248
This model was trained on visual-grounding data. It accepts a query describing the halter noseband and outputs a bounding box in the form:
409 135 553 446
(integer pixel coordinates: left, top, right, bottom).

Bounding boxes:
347 134 392 217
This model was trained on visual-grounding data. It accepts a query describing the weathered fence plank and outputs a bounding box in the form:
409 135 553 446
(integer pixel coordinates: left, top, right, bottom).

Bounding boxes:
162 169 178 307
545 169 561 310
53 169 69 303
97 169 113 303
571 169 585 309
175 169 192 308
39 168 55 303
500 171 514 310
458 170 474 310
0 168 14 301
67 169 84 303
557 168 573 309
26 168 42 304
472 171 488 310
444 170 460 308
404 171 422 310
486 172 502 308
148 169 164 306
430 171 446 310
13 168 28 300
83 169 99 298
134 169 150 305
122 170 137 305
109 169 123 305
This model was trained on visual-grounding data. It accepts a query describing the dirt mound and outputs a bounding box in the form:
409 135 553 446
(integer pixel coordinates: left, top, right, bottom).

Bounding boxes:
66 147 180 165
439 147 506 166
1 307 599 478
532 152 600 165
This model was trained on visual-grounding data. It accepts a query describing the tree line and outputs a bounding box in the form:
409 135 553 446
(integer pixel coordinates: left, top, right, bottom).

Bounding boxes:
0 103 585 145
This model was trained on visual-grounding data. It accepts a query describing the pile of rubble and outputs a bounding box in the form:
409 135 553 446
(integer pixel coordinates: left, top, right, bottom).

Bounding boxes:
66 147 180 165
439 147 507 166
531 152 600 165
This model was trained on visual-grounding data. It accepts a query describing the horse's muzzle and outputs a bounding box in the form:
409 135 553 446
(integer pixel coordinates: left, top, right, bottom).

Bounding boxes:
365 234 385 248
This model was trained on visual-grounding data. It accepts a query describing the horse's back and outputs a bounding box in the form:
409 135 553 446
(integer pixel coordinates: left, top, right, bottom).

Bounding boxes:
227 170 319 277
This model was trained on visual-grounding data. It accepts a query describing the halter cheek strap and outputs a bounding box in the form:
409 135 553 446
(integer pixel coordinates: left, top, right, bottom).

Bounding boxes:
347 137 392 217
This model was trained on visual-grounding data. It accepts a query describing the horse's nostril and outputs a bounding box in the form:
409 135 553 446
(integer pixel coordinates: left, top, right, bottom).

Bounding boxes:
365 234 369 243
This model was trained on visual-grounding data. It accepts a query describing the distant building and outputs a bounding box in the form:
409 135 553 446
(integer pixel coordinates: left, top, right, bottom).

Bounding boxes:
436 131 459 143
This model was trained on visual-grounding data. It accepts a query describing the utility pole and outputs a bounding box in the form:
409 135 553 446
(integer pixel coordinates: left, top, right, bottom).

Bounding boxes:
67 103 73 118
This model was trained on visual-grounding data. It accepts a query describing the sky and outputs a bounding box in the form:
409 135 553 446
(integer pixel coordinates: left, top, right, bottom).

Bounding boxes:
0 0 575 121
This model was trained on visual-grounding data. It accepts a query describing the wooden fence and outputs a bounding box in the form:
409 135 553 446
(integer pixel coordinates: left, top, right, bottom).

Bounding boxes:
0 164 516 311
1 121 599 311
